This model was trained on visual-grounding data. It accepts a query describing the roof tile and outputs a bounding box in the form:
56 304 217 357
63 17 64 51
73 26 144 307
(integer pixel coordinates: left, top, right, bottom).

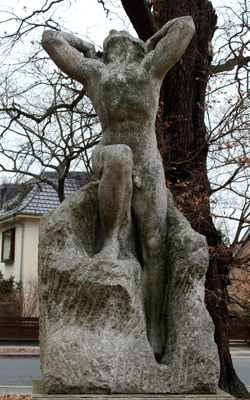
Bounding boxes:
0 172 90 221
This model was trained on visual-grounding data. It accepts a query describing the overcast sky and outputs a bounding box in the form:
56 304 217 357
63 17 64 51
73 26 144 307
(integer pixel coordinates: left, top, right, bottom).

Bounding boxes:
0 0 134 50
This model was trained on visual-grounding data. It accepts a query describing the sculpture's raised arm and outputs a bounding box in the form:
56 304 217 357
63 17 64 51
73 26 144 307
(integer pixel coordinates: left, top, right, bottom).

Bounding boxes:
41 30 102 87
144 16 195 81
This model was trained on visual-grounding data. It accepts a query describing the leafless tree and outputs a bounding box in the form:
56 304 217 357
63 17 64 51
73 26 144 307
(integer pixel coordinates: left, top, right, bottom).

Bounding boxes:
0 0 249 396
0 0 101 201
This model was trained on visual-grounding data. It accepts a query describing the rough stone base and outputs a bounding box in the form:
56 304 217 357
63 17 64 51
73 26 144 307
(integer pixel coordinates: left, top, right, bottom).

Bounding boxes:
38 183 220 394
33 380 233 400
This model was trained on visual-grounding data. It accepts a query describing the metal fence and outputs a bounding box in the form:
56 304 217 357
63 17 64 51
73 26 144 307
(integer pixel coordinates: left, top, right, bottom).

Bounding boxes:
0 316 248 343
228 318 250 345
0 316 39 340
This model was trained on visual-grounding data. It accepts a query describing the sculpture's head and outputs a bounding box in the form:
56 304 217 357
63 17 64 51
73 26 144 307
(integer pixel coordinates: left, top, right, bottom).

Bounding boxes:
103 30 146 63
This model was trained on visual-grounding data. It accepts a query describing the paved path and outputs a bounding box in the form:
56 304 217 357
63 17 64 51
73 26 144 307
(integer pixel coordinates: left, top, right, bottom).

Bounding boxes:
233 358 250 388
231 346 250 392
0 357 41 395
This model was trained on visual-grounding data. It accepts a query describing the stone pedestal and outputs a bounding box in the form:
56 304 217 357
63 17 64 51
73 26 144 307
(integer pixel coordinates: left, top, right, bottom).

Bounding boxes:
33 381 233 400
38 182 220 394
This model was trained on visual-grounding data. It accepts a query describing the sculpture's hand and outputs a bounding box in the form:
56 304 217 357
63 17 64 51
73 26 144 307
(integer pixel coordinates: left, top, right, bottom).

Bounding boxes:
145 16 195 54
145 19 177 54
42 30 97 59
61 32 97 58
41 30 103 88
143 16 195 81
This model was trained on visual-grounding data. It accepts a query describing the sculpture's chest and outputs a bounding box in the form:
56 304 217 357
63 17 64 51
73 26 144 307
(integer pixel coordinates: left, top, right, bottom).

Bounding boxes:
100 64 150 94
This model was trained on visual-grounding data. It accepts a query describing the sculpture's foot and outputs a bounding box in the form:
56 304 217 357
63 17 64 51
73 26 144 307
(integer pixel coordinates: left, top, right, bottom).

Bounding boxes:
147 326 163 358
94 239 120 260
154 347 165 364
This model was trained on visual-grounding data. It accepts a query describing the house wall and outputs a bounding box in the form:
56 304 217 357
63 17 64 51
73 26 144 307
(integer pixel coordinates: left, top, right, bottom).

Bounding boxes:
229 239 250 312
0 216 41 285
22 217 41 284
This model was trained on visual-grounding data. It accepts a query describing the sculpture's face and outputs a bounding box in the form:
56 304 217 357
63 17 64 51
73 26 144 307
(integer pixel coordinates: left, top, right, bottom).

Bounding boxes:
103 30 145 63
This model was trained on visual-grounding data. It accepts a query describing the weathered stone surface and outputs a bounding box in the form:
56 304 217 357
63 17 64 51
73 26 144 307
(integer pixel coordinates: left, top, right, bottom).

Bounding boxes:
33 379 234 400
41 17 197 354
39 183 219 394
162 197 219 392
40 17 220 394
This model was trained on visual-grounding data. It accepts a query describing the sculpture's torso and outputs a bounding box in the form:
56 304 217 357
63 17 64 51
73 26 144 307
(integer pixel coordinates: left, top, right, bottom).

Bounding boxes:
88 61 161 163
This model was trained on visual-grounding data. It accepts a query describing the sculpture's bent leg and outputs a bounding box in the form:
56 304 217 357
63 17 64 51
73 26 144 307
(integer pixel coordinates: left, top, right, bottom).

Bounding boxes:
132 163 168 354
141 225 167 356
92 144 133 260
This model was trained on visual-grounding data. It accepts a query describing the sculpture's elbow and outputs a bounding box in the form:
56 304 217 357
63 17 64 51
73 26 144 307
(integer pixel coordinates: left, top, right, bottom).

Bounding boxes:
41 30 61 51
181 16 195 38
41 30 52 47
187 16 195 35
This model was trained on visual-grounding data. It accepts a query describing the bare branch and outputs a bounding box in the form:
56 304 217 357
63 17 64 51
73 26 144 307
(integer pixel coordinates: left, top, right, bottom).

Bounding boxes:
210 55 250 74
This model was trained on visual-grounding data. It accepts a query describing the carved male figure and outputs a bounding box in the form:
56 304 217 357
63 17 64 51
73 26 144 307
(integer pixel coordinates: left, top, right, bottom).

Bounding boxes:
42 17 195 354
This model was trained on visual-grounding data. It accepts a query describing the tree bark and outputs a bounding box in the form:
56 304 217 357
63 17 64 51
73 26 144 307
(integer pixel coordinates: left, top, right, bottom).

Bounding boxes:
121 0 250 397
120 0 157 40
206 258 250 398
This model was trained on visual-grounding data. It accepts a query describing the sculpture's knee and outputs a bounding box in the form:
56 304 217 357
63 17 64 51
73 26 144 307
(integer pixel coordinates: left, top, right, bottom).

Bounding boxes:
104 145 133 173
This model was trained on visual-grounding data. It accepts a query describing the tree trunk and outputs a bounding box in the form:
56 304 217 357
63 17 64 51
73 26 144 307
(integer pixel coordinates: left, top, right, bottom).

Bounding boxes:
120 0 157 40
58 177 66 203
206 259 250 398
121 0 250 397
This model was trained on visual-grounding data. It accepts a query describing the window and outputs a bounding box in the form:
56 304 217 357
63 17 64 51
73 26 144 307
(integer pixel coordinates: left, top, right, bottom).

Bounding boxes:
1 228 15 262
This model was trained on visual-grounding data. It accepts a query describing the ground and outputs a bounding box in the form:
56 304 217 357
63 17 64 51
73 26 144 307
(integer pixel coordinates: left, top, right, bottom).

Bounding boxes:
0 396 32 400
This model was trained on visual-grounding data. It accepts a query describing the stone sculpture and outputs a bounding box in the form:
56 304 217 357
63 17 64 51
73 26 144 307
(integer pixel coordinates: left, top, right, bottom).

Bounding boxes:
38 16 220 394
